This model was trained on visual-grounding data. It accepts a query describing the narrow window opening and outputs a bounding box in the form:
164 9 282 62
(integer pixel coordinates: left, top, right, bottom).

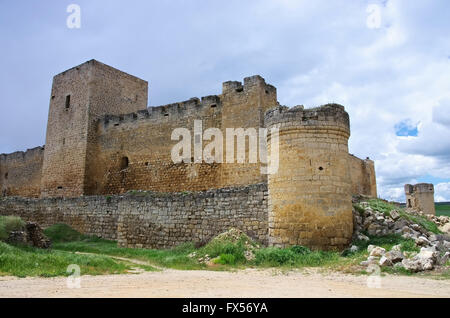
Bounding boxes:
164 113 169 117
65 95 71 109
407 199 411 207
4 173 8 179
265 90 269 94
145 162 149 166
211 104 217 108
120 157 129 170
318 167 324 171
235 87 243 93
57 186 63 190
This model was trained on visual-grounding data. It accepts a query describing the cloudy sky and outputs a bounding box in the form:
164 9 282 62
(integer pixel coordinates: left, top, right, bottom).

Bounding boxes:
1 0 449 202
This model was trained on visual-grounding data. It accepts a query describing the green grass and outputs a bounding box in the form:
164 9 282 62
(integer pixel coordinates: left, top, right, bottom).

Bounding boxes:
3 222 447 278
0 241 132 278
43 223 89 242
436 204 450 217
368 199 441 234
0 215 25 241
53 240 203 270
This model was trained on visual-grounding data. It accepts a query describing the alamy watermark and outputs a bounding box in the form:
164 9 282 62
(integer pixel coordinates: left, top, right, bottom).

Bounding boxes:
171 120 279 175
66 264 81 289
66 4 81 29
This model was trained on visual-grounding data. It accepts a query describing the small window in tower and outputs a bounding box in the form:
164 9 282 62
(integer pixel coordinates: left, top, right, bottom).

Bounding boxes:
211 104 217 108
65 95 71 109
235 87 243 93
120 157 129 170
57 186 63 190
4 173 8 180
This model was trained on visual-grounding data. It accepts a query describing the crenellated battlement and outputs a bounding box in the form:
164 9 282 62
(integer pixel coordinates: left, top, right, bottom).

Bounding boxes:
264 103 350 136
0 146 45 162
97 94 223 130
222 75 276 96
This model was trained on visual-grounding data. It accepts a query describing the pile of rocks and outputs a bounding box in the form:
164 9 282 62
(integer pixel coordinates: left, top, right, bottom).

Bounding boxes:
6 222 51 249
189 228 261 264
360 244 449 272
353 199 450 272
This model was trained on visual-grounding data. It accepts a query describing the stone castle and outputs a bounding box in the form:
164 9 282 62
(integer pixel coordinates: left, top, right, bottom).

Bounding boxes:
0 60 377 250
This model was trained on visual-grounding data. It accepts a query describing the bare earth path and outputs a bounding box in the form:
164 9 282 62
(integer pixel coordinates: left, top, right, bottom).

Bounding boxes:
0 268 449 298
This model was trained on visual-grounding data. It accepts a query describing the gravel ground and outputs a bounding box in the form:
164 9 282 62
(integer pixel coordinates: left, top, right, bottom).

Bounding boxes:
0 268 449 298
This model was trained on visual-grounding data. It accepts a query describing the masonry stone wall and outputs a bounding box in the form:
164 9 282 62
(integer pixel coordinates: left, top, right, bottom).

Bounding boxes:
0 183 268 248
405 183 435 216
348 154 377 197
0 147 44 198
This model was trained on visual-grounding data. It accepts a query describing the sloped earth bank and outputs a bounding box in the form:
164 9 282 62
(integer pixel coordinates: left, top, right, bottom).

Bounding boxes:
0 268 449 297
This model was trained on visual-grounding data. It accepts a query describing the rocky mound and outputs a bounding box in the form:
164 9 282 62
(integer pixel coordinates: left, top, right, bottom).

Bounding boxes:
352 198 450 272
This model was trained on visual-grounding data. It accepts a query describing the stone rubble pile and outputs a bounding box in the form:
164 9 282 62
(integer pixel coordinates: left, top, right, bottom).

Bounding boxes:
6 222 52 249
353 200 450 272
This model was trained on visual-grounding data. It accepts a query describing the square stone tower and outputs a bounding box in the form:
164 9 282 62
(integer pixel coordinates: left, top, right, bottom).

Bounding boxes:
40 60 148 197
404 183 435 215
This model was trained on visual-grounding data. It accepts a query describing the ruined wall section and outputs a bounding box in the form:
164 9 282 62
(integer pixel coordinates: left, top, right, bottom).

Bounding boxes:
0 183 268 248
348 154 377 197
219 75 277 188
0 147 44 198
265 104 353 250
89 95 223 194
405 183 435 215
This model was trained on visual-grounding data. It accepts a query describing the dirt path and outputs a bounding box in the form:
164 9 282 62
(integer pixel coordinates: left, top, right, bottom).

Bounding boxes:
0 268 449 298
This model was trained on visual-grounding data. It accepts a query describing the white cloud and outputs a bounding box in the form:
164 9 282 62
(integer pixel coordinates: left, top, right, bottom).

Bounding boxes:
435 183 450 202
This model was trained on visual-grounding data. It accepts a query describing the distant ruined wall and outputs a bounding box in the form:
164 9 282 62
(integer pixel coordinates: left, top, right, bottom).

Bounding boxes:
348 154 377 197
405 183 435 216
0 183 268 248
0 147 44 198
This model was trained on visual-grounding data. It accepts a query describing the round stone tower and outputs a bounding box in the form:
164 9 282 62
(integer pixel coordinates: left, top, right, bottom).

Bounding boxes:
264 104 353 250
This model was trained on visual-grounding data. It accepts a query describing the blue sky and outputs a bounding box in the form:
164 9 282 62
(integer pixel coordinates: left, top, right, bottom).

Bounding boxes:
1 0 449 202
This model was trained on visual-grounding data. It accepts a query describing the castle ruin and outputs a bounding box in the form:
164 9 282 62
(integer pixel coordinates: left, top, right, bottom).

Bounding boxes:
0 60 377 250
405 183 435 215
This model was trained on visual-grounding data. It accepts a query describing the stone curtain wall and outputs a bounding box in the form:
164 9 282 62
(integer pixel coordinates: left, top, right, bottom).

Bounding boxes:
0 183 268 248
0 147 44 198
348 154 377 198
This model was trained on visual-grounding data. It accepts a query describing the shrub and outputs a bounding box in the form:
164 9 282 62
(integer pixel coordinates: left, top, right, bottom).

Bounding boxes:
43 224 86 243
0 216 25 241
214 253 236 265
254 247 297 266
290 245 311 255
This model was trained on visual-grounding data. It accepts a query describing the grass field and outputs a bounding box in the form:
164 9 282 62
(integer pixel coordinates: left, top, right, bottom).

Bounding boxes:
436 204 450 217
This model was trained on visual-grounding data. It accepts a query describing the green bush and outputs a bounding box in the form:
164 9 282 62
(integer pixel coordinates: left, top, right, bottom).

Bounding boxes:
254 247 297 265
290 245 311 255
199 241 246 263
0 216 25 241
43 224 87 243
214 253 236 265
